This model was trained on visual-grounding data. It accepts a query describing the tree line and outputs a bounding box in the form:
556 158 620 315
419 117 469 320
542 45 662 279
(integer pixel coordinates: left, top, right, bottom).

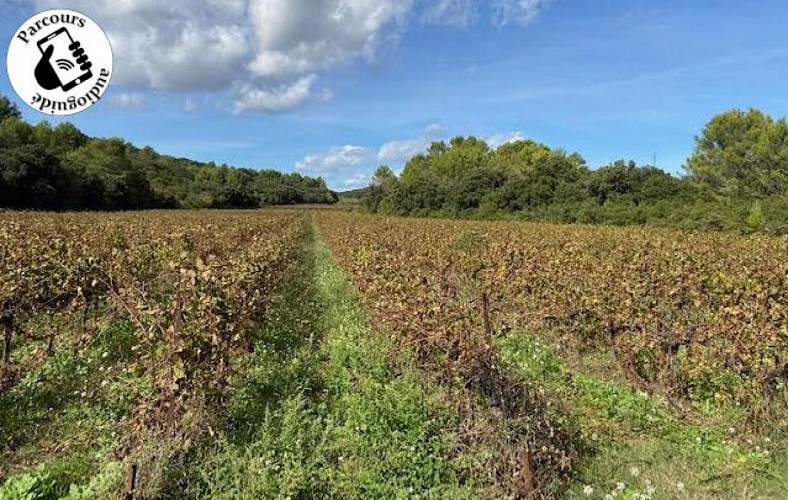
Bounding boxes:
363 109 788 234
0 96 337 211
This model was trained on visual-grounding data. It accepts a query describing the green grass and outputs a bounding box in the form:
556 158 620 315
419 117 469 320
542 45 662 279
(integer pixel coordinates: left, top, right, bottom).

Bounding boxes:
0 319 146 499
162 219 473 499
499 331 788 499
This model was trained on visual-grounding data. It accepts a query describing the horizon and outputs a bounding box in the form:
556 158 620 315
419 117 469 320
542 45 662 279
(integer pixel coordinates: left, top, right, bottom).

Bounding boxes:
2 0 788 191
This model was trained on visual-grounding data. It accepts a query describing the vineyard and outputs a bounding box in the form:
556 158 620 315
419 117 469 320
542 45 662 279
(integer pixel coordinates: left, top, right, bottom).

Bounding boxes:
321 213 788 404
0 210 307 497
1 209 786 499
318 212 788 498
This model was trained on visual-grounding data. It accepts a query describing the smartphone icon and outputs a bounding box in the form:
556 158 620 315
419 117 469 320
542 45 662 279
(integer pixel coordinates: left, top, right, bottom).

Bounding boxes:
37 28 92 92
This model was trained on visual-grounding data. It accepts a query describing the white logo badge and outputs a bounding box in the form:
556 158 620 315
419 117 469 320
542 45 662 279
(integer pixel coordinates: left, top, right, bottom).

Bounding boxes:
6 9 113 116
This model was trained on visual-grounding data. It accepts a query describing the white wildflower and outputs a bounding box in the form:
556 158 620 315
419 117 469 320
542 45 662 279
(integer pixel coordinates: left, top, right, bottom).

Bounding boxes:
630 466 640 477
676 482 685 492
583 485 594 496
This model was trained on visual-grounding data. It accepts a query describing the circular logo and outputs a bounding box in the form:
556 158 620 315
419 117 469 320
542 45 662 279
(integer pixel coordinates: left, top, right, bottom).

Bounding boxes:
6 9 113 116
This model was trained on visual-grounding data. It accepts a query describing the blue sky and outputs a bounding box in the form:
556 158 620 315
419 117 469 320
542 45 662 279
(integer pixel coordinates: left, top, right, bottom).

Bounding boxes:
3 0 788 190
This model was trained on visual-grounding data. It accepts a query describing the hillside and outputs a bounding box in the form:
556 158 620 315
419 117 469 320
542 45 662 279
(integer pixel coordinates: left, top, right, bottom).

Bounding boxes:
0 97 337 211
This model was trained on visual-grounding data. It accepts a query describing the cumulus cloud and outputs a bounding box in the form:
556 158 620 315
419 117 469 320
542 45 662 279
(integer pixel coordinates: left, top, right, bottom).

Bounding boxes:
295 122 446 178
33 0 410 112
34 0 250 90
294 146 374 189
294 123 450 188
247 0 412 78
295 145 371 173
32 0 552 112
378 139 425 162
232 75 328 113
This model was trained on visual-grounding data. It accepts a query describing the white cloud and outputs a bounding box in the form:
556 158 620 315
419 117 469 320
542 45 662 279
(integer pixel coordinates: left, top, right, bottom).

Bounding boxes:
296 122 445 177
33 0 411 112
294 144 374 190
378 122 450 161
232 75 327 113
107 92 146 108
342 172 373 189
294 123 448 189
378 139 424 162
486 131 526 148
34 1 250 90
33 0 551 113
247 0 412 78
295 145 371 173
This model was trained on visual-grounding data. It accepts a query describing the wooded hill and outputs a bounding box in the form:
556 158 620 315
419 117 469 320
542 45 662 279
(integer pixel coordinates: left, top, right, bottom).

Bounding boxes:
0 96 337 211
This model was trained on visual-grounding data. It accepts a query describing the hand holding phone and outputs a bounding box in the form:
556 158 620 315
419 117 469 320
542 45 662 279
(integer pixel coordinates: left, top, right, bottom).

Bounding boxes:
34 28 93 92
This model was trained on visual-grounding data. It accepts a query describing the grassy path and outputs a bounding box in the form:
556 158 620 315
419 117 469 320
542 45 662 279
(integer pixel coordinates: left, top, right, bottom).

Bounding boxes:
162 220 472 498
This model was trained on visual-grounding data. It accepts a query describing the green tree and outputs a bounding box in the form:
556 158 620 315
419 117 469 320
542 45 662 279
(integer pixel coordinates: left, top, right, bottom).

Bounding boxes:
366 165 398 213
52 123 89 153
0 116 34 149
0 96 21 122
488 139 554 173
66 138 155 210
587 160 688 206
687 109 788 197
0 144 69 209
451 167 505 211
